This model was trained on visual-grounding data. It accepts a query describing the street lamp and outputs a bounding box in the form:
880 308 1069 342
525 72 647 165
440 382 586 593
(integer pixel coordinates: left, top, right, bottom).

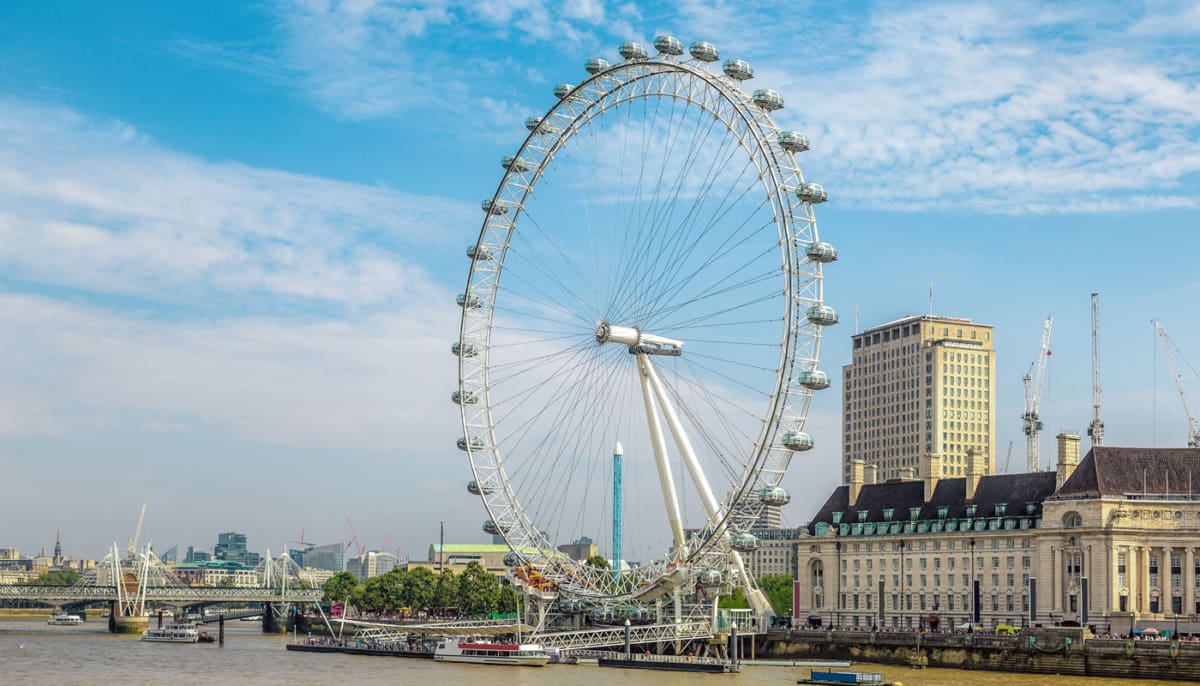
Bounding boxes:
969 538 977 626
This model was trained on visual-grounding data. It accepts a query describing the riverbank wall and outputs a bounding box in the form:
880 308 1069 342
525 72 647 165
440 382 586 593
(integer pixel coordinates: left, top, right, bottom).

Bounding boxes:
764 628 1200 682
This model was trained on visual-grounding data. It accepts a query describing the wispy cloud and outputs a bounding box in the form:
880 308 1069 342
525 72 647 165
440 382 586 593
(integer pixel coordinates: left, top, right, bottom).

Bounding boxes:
216 0 1200 214
0 98 472 310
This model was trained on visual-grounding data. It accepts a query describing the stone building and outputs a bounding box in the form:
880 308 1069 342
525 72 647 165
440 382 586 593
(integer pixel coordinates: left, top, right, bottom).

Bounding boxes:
794 436 1200 633
843 315 996 483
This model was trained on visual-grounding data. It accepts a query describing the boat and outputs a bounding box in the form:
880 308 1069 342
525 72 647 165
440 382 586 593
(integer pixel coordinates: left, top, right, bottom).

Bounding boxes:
433 638 550 666
47 613 84 626
799 669 899 685
141 622 201 643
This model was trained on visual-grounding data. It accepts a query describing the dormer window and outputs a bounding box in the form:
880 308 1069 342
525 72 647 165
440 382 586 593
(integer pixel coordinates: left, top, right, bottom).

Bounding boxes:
966 505 977 517
909 507 921 521
858 510 869 523
937 506 949 519
1026 502 1037 515
995 504 1007 517
832 511 843 524
883 508 894 521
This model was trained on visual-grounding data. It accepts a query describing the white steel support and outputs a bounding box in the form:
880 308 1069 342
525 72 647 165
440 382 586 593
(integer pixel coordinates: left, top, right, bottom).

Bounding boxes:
641 354 773 617
637 354 686 552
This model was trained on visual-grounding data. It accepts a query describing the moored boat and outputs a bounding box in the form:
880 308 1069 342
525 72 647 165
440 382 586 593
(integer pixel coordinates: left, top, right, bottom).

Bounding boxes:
141 622 200 643
433 638 550 666
47 612 84 626
799 669 899 685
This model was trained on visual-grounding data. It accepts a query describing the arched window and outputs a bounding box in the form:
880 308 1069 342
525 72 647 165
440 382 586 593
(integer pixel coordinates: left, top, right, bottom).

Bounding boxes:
1064 512 1083 529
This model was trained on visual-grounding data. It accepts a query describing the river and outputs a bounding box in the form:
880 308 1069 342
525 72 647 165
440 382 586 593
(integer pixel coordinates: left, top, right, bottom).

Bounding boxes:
0 618 1183 685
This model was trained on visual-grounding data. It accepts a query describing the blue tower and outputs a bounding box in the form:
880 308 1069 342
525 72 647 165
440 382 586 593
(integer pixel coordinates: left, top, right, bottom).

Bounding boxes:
612 441 623 580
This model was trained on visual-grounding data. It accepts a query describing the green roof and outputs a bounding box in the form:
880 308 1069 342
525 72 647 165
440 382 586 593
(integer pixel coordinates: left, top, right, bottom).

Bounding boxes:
431 544 520 553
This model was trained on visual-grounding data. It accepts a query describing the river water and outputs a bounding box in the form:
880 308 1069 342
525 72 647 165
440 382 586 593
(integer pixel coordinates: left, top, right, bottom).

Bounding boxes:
0 618 1183 685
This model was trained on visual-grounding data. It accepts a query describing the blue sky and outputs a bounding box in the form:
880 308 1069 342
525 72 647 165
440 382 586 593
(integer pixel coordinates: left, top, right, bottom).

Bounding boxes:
1 1 1199 562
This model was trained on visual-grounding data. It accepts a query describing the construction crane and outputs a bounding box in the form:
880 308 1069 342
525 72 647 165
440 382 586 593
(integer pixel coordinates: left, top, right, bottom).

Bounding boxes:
1003 440 1014 474
345 518 365 558
126 503 148 558
1088 293 1104 447
1153 320 1200 448
1022 316 1053 472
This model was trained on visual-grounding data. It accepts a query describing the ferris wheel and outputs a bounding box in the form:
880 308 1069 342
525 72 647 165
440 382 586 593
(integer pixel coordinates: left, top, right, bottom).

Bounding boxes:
454 36 837 615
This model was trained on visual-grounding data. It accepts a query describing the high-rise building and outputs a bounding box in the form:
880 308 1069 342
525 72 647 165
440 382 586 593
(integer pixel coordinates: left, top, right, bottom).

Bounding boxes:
347 551 398 580
214 532 260 566
843 315 996 483
303 543 345 573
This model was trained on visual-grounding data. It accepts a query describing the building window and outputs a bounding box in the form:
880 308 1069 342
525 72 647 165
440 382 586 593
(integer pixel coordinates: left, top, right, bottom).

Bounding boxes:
1064 513 1083 528
1117 553 1127 588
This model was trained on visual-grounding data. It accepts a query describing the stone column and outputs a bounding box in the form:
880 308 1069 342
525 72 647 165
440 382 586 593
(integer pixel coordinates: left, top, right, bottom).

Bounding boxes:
1140 545 1151 614
1051 547 1060 613
1186 547 1195 617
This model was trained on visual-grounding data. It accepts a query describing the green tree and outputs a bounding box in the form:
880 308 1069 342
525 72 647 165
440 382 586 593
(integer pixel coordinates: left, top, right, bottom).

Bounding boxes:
756 574 794 616
323 571 362 607
456 562 499 617
403 566 437 612
361 571 404 613
20 570 80 586
585 554 610 570
497 582 521 618
718 587 750 609
432 570 459 615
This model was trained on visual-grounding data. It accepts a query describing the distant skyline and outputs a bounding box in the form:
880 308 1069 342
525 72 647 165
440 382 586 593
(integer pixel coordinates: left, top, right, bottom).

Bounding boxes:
1 1 1199 561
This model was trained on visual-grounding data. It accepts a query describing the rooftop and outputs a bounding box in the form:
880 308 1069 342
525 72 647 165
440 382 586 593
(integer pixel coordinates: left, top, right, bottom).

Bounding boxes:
1056 446 1200 498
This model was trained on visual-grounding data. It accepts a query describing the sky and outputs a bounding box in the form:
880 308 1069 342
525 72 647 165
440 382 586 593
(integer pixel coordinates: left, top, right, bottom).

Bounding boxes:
1 0 1199 563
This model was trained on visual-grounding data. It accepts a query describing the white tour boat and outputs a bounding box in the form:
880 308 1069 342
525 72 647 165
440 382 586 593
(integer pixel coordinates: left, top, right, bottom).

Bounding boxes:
47 612 84 626
141 622 200 643
433 638 550 666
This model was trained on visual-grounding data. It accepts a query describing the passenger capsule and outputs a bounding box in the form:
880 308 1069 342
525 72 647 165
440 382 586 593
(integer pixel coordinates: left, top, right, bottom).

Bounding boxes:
805 241 838 263
467 480 494 496
722 59 753 80
451 389 478 405
806 304 839 326
482 519 506 536
689 41 719 62
799 369 831 390
524 116 543 132
452 341 478 358
777 131 810 153
796 183 828 204
467 244 493 261
618 41 647 60
757 486 791 506
781 431 814 451
503 552 521 567
553 83 574 99
730 533 759 553
585 58 610 74
457 435 484 451
481 198 511 215
501 155 531 173
654 35 684 55
457 292 483 309
696 569 723 586
752 89 783 111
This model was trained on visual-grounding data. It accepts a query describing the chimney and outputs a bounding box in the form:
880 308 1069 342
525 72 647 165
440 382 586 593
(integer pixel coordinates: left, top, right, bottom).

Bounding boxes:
848 459 865 507
1056 433 1081 489
922 452 943 502
864 464 879 486
966 447 984 500
898 466 917 480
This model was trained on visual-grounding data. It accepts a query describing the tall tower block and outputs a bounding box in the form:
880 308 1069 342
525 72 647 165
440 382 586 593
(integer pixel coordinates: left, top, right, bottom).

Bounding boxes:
613 441 623 575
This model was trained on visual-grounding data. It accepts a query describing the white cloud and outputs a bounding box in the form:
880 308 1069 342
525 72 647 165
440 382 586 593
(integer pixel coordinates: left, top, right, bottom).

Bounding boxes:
0 98 472 308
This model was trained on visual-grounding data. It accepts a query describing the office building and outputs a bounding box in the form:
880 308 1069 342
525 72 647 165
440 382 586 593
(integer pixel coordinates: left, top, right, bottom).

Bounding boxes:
843 315 996 483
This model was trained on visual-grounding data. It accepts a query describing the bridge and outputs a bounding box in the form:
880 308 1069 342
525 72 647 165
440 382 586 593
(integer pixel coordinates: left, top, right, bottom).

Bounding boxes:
1 543 322 633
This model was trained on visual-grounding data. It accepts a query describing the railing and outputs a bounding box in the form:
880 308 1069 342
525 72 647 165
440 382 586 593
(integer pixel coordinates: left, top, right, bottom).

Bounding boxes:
537 621 714 650
0 585 322 603
570 648 727 666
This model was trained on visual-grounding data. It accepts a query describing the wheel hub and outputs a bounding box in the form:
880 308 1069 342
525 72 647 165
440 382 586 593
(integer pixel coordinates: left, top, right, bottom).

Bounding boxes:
596 322 684 356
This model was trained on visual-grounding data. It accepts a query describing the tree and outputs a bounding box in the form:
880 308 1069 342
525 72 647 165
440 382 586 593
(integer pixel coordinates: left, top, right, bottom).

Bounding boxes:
323 571 362 607
585 554 610 570
403 566 437 612
20 570 80 586
361 571 404 613
756 574 794 616
457 562 500 617
718 587 750 609
497 582 521 618
432 569 459 616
